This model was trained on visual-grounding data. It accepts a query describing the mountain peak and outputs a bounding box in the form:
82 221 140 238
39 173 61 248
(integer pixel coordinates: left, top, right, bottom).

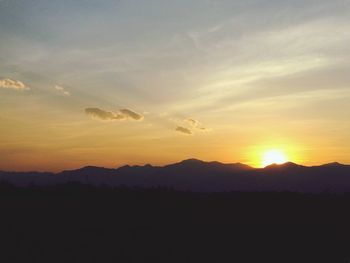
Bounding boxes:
81 166 103 170
265 162 301 169
320 162 344 167
180 158 205 164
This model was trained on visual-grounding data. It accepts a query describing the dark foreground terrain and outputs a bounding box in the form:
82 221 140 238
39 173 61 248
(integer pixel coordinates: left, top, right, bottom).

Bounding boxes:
0 183 350 263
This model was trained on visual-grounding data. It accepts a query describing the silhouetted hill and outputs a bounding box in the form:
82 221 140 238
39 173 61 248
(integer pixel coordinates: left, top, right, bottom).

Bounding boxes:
161 158 252 177
1 159 350 192
61 166 116 176
264 162 304 169
116 164 157 176
319 162 345 167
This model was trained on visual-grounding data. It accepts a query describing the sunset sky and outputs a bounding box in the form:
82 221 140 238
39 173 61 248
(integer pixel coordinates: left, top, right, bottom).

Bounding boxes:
1 0 350 171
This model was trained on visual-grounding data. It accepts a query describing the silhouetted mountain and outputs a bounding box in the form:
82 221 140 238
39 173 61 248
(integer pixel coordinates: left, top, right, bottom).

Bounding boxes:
319 162 344 167
61 166 116 176
1 159 350 192
265 162 304 169
161 158 252 176
0 171 55 186
116 164 157 176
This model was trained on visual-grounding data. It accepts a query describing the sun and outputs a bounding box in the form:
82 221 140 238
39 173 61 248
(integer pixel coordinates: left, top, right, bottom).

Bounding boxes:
262 149 288 167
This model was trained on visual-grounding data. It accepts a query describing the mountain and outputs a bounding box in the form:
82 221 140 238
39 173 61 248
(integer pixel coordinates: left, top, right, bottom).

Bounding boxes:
116 164 157 176
61 166 116 175
161 158 252 176
264 162 304 169
1 159 350 192
319 162 345 167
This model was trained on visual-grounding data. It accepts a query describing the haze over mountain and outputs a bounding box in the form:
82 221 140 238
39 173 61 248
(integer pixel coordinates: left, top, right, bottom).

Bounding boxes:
1 159 350 193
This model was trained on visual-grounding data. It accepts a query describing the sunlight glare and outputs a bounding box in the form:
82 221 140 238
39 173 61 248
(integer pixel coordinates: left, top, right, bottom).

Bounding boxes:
262 150 288 167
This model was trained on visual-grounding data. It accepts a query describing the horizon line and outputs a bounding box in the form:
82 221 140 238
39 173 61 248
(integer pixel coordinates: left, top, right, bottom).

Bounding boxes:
0 158 348 174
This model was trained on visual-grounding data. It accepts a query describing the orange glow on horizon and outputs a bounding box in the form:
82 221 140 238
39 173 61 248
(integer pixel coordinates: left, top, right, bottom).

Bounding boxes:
246 139 303 168
261 149 288 167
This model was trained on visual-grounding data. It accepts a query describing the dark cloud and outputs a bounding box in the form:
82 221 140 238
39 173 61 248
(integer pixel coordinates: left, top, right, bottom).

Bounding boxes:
85 108 144 122
120 109 144 121
176 126 192 135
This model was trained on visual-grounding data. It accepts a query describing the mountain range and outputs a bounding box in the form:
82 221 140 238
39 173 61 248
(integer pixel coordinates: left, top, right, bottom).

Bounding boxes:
1 159 350 193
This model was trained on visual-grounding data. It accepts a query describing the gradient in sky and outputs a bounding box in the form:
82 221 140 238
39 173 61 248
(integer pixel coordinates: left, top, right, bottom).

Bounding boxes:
1 0 350 171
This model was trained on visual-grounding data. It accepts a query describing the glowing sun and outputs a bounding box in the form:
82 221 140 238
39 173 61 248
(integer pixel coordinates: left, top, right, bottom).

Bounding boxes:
262 149 288 167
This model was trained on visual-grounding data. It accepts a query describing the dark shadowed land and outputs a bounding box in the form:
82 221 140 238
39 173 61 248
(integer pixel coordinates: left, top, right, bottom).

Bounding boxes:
1 160 350 262
0 183 350 262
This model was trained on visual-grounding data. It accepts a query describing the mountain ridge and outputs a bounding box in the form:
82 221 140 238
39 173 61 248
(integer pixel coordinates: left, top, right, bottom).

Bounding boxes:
2 159 349 174
1 159 350 193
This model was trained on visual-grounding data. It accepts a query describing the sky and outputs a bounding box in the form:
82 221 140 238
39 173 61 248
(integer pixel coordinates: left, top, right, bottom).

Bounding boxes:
1 0 350 171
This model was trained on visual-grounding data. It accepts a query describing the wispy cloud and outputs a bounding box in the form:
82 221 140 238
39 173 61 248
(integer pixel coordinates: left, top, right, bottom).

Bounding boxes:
173 117 210 135
120 109 144 121
186 118 199 127
54 85 71 96
0 78 28 90
185 118 210 132
175 126 192 135
85 108 125 121
85 108 144 122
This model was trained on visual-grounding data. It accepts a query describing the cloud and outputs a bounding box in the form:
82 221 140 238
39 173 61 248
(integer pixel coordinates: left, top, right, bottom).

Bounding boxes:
85 108 144 121
85 108 125 121
186 118 199 127
54 85 70 96
0 78 28 90
175 126 192 135
185 118 209 131
120 109 144 121
172 118 210 135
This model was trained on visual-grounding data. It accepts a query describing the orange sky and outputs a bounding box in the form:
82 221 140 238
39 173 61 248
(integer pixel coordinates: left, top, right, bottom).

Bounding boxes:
1 0 350 171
